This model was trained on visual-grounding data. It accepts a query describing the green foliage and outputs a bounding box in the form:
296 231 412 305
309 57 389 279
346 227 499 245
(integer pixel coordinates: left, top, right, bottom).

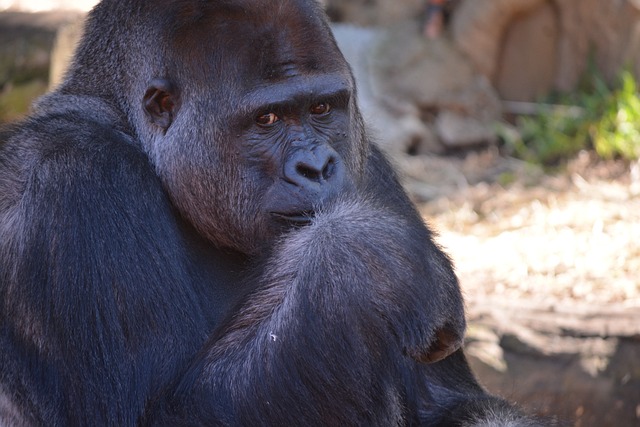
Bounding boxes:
589 71 640 160
503 68 640 165
0 80 48 123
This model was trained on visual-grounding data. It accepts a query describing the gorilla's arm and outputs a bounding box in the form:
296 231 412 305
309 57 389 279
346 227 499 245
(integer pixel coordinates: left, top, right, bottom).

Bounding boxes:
0 114 211 425
363 149 554 426
362 148 554 426
147 149 466 426
415 349 555 426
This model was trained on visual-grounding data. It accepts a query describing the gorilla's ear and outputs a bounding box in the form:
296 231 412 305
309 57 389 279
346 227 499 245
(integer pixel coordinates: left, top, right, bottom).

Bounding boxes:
143 78 179 131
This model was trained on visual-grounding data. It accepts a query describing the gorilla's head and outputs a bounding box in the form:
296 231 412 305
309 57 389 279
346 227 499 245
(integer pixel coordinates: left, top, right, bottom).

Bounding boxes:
129 0 368 254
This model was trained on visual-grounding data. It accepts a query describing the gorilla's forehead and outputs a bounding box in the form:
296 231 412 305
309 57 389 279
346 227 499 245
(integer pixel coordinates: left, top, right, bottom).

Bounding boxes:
169 0 348 80
238 72 352 112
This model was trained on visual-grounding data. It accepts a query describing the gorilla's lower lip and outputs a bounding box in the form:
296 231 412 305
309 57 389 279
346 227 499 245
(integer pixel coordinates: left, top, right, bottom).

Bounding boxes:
271 211 315 225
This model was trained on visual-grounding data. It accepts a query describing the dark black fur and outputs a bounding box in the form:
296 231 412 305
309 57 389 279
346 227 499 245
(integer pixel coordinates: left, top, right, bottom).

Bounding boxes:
0 0 552 425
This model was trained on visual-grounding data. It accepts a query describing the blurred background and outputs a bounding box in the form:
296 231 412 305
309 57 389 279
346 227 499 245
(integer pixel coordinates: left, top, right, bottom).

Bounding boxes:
1 0 639 425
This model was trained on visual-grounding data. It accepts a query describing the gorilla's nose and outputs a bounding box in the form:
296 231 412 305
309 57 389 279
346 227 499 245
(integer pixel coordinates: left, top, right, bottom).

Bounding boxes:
285 145 345 192
271 145 347 227
295 150 335 183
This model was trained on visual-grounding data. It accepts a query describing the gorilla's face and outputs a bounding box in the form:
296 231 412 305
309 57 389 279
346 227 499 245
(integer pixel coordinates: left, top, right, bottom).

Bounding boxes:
231 71 354 223
142 1 365 254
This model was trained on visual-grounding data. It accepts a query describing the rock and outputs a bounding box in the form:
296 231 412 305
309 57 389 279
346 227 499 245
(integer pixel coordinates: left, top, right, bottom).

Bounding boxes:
463 296 640 425
399 154 470 202
465 324 507 373
451 0 544 81
374 23 502 148
452 0 640 99
495 1 559 101
332 24 439 156
553 0 640 91
435 110 497 148
468 334 640 426
376 24 476 108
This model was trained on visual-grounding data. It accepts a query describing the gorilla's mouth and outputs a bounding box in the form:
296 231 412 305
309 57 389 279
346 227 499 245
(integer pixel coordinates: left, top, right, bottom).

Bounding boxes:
271 211 315 226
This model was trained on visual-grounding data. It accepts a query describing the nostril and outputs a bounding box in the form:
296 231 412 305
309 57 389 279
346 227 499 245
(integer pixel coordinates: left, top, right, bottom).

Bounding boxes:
296 156 335 183
296 164 320 181
321 157 335 181
286 146 341 186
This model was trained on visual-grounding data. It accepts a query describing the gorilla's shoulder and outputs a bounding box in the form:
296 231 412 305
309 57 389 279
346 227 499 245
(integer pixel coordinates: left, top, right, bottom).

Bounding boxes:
0 97 165 218
3 94 148 172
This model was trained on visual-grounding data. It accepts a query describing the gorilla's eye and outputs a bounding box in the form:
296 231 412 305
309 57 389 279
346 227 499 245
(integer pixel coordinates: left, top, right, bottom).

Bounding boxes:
310 102 331 115
256 113 280 126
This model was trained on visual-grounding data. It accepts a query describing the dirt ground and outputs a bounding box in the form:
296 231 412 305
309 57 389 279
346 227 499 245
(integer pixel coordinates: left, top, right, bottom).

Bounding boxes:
419 150 640 307
408 149 640 426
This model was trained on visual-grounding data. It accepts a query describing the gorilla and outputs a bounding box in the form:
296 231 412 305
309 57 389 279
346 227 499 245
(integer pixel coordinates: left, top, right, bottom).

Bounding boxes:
0 0 552 425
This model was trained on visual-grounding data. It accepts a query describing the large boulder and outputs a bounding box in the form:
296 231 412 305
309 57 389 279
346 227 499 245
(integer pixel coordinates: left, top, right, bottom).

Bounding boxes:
330 0 640 102
451 0 545 86
333 23 502 155
374 23 502 150
452 0 640 100
332 24 441 156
